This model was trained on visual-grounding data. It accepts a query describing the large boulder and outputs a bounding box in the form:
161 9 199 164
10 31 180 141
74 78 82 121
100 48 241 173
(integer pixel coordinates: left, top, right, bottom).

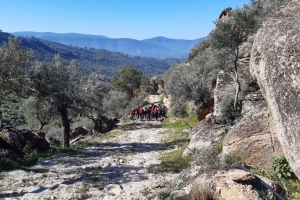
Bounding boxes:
70 127 89 138
222 103 283 170
189 170 262 200
250 0 300 178
213 70 235 121
183 120 225 157
0 127 50 156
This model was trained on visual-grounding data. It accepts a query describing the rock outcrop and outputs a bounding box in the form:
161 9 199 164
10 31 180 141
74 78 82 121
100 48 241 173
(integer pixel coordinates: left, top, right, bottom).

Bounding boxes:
222 102 283 170
182 120 225 157
188 169 265 200
213 70 235 121
250 0 300 178
70 127 89 138
0 127 50 161
219 7 232 19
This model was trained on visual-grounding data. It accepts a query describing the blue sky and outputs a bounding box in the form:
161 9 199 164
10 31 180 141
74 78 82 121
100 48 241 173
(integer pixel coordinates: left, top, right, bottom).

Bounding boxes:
1 0 250 40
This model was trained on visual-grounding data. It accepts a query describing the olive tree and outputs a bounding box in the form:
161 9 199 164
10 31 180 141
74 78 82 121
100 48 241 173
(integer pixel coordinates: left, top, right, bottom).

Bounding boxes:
19 97 57 130
0 37 33 126
210 5 257 110
76 73 111 134
28 54 81 147
103 90 128 118
0 37 33 96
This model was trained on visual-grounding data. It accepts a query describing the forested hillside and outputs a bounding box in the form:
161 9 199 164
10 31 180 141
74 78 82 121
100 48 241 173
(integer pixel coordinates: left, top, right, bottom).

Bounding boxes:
12 31 204 59
0 32 180 78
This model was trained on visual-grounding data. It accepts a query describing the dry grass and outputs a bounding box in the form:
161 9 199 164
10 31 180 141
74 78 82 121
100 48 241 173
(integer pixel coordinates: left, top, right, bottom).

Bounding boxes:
189 182 215 200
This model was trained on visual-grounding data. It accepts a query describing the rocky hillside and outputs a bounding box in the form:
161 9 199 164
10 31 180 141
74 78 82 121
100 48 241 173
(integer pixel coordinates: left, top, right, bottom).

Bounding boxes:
250 0 300 180
162 0 300 199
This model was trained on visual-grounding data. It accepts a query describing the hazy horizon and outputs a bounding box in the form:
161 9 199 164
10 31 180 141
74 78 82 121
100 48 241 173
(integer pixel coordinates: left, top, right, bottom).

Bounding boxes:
1 0 250 40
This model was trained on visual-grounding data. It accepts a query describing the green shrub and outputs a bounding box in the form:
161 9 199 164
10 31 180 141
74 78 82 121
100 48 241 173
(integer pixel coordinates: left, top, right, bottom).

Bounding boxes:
271 156 293 179
224 152 242 168
214 135 225 154
171 101 188 118
0 160 19 171
192 146 222 169
158 148 190 173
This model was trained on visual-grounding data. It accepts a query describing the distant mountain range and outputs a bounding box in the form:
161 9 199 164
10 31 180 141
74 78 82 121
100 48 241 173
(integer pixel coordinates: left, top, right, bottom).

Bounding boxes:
0 31 180 78
12 32 204 59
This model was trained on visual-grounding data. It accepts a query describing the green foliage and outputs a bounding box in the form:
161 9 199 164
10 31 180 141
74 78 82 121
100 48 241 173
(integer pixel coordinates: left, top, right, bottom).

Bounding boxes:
210 5 258 54
103 90 129 118
141 77 160 95
111 66 143 100
192 147 221 168
271 156 293 179
158 148 190 173
21 152 52 166
19 96 57 130
28 54 83 147
0 160 19 171
8 34 179 78
223 152 242 168
158 189 172 200
188 38 211 61
214 135 225 154
170 101 188 118
0 37 34 97
0 93 26 127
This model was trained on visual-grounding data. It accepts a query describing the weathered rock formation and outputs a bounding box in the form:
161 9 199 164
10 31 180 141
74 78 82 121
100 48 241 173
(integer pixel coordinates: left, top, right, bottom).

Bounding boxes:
222 102 283 170
0 127 50 161
179 168 272 200
70 127 89 138
196 98 214 121
250 0 300 178
219 7 232 19
182 120 225 157
213 70 235 121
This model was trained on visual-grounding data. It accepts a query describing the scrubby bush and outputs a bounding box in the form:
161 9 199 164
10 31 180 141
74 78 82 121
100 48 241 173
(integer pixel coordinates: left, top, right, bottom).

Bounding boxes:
271 156 293 179
170 101 188 118
189 182 215 200
223 152 243 168
192 146 222 169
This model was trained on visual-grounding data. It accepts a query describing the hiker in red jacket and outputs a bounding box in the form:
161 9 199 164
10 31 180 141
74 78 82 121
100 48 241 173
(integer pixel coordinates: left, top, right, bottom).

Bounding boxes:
139 107 144 121
130 109 135 121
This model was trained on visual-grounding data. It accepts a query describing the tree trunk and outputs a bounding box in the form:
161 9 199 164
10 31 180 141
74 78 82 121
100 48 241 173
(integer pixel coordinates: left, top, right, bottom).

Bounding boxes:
233 68 240 111
233 47 240 111
58 106 70 148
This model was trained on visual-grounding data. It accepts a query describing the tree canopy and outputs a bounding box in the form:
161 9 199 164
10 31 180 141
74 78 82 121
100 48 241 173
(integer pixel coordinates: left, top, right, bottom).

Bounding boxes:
111 66 143 100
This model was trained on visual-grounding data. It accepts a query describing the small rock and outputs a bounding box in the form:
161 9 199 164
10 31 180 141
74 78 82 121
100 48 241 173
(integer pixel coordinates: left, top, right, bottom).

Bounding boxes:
104 184 123 195
227 170 255 183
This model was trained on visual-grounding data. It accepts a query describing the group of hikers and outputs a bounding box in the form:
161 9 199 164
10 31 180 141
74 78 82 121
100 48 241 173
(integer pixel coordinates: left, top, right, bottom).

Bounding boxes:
130 103 168 121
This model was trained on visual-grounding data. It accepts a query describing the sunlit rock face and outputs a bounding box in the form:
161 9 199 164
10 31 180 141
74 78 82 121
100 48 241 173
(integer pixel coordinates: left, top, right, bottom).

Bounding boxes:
250 0 300 178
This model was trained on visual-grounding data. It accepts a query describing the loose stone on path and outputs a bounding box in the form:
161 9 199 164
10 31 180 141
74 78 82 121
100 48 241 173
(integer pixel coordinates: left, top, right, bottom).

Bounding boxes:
0 120 175 200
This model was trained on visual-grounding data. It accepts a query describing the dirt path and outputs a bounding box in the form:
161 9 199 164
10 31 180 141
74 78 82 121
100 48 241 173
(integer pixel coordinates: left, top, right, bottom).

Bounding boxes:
0 120 175 200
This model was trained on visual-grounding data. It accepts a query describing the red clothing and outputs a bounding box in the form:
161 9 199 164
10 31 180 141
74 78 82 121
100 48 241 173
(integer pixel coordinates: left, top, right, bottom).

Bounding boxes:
130 110 135 115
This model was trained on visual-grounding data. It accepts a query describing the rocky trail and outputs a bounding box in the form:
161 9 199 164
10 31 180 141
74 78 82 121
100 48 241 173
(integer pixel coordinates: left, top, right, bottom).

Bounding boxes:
0 120 176 200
